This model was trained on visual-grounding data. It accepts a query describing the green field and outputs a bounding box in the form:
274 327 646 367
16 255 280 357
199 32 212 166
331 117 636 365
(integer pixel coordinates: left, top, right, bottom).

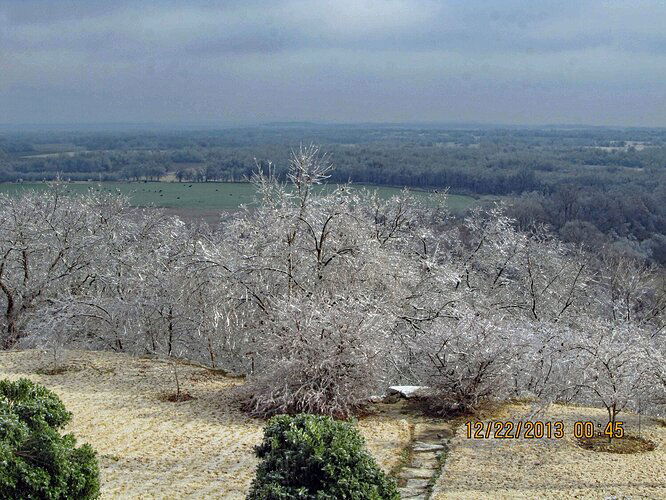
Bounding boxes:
0 181 481 215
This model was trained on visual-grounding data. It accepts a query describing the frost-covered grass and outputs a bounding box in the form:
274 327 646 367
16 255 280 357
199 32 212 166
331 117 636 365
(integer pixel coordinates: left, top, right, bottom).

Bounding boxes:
0 349 409 499
432 403 666 499
2 349 663 499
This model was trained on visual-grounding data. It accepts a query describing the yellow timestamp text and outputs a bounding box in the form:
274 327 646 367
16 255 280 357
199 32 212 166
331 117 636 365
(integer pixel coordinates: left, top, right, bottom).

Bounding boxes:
464 420 625 439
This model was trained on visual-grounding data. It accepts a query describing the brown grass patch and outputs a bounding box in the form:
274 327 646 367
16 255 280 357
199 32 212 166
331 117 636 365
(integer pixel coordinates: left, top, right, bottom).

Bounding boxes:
159 392 196 403
35 364 84 375
577 435 656 454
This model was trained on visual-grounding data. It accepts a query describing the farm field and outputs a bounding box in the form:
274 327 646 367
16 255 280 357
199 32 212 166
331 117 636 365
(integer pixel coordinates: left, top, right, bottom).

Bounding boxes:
1 349 664 499
0 181 481 214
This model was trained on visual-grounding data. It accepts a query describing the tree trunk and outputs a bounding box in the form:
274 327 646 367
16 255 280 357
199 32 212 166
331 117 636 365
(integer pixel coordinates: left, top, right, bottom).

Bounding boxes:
2 316 19 350
172 361 180 398
1 283 19 349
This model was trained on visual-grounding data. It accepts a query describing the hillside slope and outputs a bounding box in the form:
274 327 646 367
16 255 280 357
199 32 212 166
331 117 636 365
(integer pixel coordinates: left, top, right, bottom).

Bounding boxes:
2 349 664 499
0 350 409 499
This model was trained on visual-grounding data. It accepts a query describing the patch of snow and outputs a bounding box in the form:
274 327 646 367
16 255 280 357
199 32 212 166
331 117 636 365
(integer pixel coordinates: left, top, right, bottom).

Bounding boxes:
388 386 429 399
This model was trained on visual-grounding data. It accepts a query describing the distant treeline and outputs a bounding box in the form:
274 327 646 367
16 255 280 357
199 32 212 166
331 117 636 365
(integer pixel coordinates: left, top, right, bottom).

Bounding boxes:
0 126 665 263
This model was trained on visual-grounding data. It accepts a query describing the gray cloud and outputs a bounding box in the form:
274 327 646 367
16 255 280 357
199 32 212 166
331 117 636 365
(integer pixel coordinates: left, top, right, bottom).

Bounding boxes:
1 0 665 126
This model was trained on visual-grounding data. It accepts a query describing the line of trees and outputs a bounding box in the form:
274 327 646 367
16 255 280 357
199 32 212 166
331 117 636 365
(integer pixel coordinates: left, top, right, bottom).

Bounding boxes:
1 147 664 423
2 128 664 263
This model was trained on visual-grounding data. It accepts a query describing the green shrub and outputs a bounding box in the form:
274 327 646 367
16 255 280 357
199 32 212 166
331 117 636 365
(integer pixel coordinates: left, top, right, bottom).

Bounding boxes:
247 414 399 500
0 378 100 499
0 378 72 430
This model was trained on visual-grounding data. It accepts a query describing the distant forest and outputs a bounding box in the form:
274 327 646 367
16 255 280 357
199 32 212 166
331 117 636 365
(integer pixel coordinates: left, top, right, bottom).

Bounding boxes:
1 125 665 264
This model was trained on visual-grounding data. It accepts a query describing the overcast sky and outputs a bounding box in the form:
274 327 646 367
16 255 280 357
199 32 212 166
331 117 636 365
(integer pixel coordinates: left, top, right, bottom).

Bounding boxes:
1 0 665 127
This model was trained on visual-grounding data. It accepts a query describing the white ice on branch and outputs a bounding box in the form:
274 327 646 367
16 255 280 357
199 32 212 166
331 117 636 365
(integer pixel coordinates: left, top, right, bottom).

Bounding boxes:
0 148 664 420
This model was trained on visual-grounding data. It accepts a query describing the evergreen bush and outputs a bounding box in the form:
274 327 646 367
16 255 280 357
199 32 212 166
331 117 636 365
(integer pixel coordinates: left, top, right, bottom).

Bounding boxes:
247 413 399 500
0 378 100 499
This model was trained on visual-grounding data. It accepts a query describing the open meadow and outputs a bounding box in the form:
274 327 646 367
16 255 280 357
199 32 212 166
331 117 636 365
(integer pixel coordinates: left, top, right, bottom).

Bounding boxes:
1 350 663 499
0 181 481 219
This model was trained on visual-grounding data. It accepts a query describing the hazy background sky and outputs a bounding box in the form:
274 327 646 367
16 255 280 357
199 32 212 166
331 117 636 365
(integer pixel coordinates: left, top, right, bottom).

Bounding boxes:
1 0 665 127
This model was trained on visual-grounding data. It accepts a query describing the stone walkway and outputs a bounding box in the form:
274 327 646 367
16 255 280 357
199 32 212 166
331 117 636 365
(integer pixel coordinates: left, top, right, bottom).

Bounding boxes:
396 420 453 499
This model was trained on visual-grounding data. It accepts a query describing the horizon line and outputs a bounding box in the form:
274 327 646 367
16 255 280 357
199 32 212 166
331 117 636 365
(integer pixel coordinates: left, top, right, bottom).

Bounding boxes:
1 120 665 132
